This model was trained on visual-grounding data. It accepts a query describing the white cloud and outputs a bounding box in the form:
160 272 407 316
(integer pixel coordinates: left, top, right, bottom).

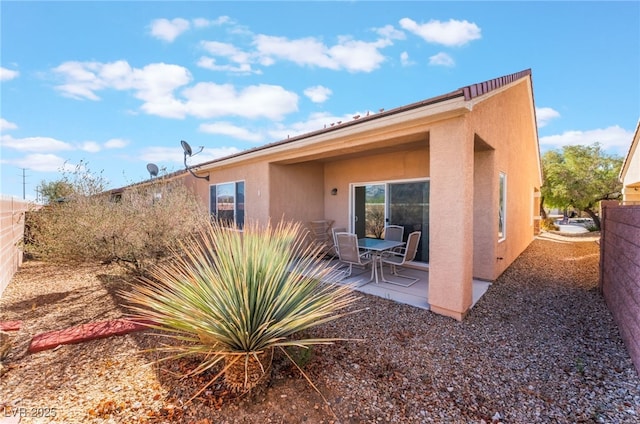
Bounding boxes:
400 18 481 47
1 134 73 152
199 122 264 142
193 16 232 28
429 52 455 67
80 141 101 153
198 41 258 74
53 60 193 118
9 153 71 172
304 85 332 103
104 138 128 149
539 125 634 154
182 82 298 120
0 67 19 81
1 118 18 131
198 28 396 75
536 107 561 128
400 51 413 67
201 41 250 62
149 18 190 42
374 24 406 40
253 34 390 73
197 57 257 74
51 60 297 120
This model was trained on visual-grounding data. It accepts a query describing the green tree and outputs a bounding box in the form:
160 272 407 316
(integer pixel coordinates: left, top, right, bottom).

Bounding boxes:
541 143 622 230
37 160 107 203
37 180 75 204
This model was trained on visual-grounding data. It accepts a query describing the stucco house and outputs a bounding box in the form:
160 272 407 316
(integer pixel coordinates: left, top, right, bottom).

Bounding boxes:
182 68 541 321
620 119 640 204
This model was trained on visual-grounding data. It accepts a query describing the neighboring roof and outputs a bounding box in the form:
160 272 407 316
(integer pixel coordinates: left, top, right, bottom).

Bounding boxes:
192 69 534 171
619 119 640 182
105 168 189 195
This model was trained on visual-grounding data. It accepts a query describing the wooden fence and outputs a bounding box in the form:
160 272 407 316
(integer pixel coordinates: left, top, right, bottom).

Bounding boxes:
0 196 33 296
600 201 640 375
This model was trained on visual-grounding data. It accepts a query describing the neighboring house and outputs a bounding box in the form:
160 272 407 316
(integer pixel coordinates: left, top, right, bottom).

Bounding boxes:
620 119 640 204
181 69 542 321
104 169 194 202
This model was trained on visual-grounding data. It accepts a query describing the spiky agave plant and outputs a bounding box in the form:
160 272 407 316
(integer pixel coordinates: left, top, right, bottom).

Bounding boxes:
123 218 359 395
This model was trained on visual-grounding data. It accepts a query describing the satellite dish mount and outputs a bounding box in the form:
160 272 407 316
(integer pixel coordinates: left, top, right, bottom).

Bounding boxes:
181 140 209 181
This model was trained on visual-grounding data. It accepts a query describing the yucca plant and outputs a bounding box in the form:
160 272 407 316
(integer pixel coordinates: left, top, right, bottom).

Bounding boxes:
123 218 359 395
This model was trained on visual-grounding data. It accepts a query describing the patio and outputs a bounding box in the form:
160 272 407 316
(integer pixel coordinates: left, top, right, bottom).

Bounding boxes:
322 259 492 311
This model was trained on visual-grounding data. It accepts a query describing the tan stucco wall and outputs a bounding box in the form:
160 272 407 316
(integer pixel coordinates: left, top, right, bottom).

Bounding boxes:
622 188 640 203
323 146 430 230
473 148 496 280
428 118 475 320
428 78 540 320
467 78 541 280
193 162 271 223
269 162 324 223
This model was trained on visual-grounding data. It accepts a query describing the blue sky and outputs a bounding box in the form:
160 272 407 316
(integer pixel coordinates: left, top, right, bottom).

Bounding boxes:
1 1 639 200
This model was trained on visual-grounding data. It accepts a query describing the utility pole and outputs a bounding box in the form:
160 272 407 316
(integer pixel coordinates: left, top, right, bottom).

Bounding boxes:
22 168 26 199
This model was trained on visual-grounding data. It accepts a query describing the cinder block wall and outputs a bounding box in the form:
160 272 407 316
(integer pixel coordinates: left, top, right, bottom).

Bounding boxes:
600 202 640 376
0 196 32 296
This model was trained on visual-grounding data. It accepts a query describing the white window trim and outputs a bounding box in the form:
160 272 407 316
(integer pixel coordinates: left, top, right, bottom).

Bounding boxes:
499 172 507 242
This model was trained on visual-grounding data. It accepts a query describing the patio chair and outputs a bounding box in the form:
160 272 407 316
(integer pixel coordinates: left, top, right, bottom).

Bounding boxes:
379 231 421 287
384 225 404 252
384 225 404 242
335 232 374 280
307 219 334 257
330 227 346 257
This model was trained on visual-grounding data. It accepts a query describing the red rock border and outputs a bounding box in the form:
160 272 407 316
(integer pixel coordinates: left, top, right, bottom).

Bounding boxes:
28 319 152 353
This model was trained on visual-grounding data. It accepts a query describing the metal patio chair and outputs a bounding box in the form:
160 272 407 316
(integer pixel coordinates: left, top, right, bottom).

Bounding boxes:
379 231 421 287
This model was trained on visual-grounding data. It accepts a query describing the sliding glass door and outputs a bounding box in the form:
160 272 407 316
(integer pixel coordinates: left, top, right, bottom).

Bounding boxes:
352 180 429 262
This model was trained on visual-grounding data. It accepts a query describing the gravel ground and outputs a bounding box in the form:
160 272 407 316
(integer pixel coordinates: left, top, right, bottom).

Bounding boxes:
1 234 639 423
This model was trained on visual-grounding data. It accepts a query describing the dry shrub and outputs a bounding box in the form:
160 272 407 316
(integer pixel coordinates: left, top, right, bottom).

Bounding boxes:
540 217 559 231
25 178 209 273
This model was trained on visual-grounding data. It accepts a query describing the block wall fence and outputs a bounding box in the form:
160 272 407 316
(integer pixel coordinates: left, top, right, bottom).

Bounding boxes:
600 201 640 376
0 196 32 296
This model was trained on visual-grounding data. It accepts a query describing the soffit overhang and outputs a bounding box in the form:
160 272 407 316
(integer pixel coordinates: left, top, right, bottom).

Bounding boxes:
195 96 470 170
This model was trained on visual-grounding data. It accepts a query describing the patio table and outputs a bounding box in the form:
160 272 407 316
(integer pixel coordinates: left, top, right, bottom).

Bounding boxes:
358 238 405 284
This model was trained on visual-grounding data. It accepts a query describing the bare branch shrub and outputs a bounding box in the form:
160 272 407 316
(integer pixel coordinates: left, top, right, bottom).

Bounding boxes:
25 169 208 273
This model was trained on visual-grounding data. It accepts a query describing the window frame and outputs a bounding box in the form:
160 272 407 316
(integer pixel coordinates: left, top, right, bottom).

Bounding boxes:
209 180 245 229
498 172 507 242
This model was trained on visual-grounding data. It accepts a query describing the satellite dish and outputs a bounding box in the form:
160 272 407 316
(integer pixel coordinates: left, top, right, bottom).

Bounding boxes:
180 140 209 181
146 163 159 178
181 140 193 157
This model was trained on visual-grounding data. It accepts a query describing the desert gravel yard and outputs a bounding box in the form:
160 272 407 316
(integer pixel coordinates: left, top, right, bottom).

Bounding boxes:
1 234 639 423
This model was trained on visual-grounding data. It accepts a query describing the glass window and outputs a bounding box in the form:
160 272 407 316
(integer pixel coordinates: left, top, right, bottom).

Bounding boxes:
209 181 245 228
498 172 506 241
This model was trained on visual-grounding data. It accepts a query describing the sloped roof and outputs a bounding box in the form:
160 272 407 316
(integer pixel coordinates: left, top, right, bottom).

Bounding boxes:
192 68 534 170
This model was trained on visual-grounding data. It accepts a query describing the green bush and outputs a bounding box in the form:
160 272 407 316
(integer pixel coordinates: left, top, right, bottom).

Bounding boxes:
123 219 360 394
